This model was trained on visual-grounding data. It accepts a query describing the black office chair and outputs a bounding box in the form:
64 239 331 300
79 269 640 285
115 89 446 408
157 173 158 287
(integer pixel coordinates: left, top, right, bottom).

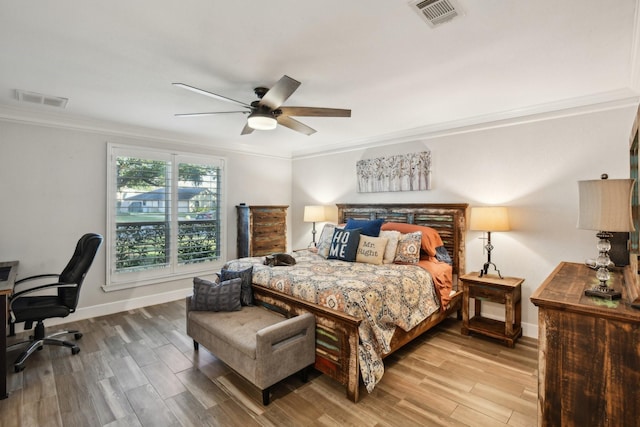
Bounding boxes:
7 233 103 372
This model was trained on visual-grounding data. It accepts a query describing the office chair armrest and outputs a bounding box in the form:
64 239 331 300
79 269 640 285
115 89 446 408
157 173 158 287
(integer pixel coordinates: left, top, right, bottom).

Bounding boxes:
11 281 76 300
14 273 61 288
9 281 77 323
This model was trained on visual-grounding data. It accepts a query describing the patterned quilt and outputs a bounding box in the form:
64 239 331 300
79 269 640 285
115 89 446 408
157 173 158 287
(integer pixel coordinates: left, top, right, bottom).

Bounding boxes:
224 249 440 393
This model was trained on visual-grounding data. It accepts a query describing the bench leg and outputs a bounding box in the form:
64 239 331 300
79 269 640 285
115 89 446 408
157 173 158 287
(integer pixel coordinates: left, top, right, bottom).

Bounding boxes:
262 387 271 405
300 366 309 383
193 340 199 351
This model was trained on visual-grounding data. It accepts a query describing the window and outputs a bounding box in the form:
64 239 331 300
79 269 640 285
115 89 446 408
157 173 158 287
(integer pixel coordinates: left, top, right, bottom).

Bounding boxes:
107 145 225 289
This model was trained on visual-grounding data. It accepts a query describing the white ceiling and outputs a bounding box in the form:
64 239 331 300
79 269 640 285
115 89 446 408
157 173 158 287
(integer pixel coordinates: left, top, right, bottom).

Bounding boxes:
1 0 639 158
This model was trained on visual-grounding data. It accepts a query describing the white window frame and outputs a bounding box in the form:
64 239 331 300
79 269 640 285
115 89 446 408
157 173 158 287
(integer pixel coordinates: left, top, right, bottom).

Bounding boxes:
106 144 226 291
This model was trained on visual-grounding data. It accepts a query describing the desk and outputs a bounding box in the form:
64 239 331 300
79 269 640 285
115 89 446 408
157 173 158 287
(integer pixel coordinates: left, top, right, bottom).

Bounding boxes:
0 260 18 400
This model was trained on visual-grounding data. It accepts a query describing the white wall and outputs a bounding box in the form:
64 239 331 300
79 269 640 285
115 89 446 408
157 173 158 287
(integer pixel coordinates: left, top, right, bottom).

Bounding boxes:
3 104 637 337
292 105 638 337
0 119 291 324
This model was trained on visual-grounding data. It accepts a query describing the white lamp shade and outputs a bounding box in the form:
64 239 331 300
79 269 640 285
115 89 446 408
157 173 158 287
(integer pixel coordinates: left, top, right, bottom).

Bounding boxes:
304 205 328 222
469 207 510 232
578 178 635 232
247 111 277 130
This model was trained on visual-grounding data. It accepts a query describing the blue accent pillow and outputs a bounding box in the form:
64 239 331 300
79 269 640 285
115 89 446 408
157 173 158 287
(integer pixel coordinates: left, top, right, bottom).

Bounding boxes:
328 228 361 262
435 246 453 265
345 218 384 237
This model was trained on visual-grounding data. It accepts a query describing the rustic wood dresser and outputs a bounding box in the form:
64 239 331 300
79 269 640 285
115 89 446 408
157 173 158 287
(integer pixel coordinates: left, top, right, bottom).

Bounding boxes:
530 261 640 427
236 205 288 257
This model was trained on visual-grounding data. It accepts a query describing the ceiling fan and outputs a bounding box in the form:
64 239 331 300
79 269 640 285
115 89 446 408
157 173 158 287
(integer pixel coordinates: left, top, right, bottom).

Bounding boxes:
172 75 351 136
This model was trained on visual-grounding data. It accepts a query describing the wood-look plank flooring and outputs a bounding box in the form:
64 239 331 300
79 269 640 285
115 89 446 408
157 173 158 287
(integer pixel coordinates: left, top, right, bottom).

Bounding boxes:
1 299 538 426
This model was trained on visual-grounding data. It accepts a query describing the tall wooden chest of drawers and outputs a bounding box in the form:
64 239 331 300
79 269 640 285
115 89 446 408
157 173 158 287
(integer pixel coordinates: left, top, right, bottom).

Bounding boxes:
530 261 640 427
236 205 288 257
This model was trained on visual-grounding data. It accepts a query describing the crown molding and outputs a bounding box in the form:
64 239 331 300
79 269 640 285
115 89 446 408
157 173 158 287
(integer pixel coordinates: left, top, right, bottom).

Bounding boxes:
292 89 640 160
0 104 291 160
2 88 639 163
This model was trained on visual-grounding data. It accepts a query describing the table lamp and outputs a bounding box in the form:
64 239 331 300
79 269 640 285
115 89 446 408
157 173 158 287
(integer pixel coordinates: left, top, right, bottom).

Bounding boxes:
470 206 510 278
304 205 328 247
578 174 635 299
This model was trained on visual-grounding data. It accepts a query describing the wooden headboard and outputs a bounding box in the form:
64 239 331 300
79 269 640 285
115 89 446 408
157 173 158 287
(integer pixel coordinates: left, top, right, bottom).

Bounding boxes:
337 203 468 284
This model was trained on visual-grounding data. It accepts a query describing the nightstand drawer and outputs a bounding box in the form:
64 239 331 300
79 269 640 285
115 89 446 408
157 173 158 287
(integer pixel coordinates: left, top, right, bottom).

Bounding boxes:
467 283 507 302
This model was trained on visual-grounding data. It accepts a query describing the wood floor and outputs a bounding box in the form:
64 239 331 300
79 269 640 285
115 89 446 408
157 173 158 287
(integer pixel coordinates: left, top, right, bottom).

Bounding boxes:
1 299 538 427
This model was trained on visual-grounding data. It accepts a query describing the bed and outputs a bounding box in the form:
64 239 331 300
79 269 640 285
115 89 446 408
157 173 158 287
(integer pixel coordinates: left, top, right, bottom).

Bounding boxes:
224 203 468 402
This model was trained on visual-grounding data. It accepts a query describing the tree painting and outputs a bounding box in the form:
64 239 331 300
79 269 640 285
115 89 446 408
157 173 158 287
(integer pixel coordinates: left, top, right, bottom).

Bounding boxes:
356 151 431 193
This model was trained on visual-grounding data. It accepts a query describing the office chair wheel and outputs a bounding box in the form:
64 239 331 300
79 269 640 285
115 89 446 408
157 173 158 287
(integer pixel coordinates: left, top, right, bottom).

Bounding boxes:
71 347 80 355
37 346 43 351
14 364 25 373
74 333 83 340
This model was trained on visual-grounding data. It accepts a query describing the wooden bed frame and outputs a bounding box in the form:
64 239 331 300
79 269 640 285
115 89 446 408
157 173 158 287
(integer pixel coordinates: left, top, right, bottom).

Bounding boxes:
252 203 468 402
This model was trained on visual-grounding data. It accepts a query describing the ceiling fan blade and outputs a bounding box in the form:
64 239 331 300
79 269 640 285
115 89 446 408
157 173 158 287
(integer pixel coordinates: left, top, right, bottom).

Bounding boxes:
277 116 316 136
172 83 251 108
175 111 248 117
240 123 255 135
279 107 351 117
259 75 301 110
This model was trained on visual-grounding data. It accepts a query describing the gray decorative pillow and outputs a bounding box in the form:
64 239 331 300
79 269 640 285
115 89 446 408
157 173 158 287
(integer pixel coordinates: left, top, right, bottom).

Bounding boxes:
191 277 242 312
220 266 254 306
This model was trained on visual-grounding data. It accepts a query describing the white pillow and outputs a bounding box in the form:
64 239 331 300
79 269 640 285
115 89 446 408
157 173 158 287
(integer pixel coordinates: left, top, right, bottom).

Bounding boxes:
380 230 401 264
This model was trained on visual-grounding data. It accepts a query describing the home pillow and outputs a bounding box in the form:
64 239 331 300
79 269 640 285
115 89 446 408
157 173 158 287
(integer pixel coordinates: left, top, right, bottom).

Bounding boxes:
220 266 254 306
344 218 384 237
394 231 422 264
316 223 337 258
191 277 242 312
328 228 361 262
356 235 388 265
379 230 401 264
381 222 444 257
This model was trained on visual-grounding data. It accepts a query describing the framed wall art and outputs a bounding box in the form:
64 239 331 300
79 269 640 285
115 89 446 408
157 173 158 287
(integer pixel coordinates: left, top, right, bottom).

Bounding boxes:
356 151 431 193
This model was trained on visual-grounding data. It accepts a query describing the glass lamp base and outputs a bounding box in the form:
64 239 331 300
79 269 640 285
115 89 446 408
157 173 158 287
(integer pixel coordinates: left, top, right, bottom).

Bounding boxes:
584 231 621 300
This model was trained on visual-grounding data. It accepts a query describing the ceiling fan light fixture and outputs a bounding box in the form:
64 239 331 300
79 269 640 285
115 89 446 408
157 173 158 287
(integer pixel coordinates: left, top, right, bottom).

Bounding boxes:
247 111 277 130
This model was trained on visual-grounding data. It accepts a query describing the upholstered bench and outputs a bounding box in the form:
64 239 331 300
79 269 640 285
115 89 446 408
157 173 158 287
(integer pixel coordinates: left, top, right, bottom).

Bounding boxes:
186 298 315 405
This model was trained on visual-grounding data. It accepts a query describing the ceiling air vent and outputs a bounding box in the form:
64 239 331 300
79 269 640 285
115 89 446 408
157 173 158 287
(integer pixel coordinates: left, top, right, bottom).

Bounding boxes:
15 89 68 108
410 0 461 27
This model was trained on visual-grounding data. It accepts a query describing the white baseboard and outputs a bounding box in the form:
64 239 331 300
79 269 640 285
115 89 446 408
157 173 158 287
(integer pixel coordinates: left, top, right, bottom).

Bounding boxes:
521 321 538 339
11 287 192 334
12 287 539 340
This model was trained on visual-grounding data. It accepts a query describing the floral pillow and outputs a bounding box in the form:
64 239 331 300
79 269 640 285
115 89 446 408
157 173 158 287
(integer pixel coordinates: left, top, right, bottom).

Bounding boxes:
394 231 422 264
316 223 337 258
381 222 444 257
